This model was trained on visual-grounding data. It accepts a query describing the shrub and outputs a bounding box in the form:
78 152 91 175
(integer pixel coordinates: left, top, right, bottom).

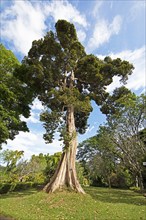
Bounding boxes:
0 182 36 194
0 183 12 194
13 182 33 191
129 186 141 192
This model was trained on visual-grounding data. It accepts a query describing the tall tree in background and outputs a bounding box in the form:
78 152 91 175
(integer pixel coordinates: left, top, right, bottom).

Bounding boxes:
77 128 117 187
102 92 146 190
0 149 24 182
0 44 33 147
15 20 134 193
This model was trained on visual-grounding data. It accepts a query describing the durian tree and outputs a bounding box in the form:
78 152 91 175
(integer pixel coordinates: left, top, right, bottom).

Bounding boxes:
15 20 134 193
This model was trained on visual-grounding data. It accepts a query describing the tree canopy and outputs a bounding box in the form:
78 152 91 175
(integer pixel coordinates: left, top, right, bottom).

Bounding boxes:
15 20 134 144
77 92 146 190
0 44 33 147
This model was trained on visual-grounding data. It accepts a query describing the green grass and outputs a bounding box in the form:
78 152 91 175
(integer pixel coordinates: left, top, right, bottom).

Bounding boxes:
0 187 146 220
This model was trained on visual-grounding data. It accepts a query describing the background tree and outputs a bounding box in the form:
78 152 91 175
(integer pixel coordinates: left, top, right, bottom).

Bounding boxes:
0 44 33 147
0 149 24 182
77 131 117 187
102 92 146 190
44 152 61 183
0 150 61 184
15 20 134 193
16 153 48 183
77 125 135 188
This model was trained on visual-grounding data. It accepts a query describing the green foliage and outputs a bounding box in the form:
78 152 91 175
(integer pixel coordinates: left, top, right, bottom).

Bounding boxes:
0 187 145 220
0 44 19 74
129 186 141 192
0 149 24 182
100 86 132 115
14 153 48 184
40 111 63 143
0 182 35 194
13 182 34 191
44 152 61 181
99 93 146 189
77 99 146 189
0 44 33 146
0 150 64 186
0 183 12 194
76 162 90 186
106 93 146 171
110 169 133 188
14 20 134 146
77 131 118 187
1 149 24 171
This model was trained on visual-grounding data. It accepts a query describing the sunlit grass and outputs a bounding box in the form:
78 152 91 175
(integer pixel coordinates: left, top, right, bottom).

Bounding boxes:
0 187 146 220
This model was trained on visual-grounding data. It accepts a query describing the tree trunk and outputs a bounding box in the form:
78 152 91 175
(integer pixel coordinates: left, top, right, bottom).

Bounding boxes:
43 106 85 194
135 176 139 188
108 176 111 188
138 171 144 191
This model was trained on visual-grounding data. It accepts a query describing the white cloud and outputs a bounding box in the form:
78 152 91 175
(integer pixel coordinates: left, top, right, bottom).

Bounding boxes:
31 98 44 111
87 15 122 51
110 1 113 9
2 131 62 160
77 29 86 42
110 16 122 34
44 0 87 27
1 0 46 55
44 0 87 44
92 1 103 17
97 46 145 93
129 1 146 21
85 125 95 134
21 111 40 124
20 98 44 124
1 0 87 55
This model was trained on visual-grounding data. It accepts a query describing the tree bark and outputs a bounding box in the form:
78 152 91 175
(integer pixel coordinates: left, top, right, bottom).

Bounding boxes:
43 106 85 194
138 171 144 191
108 176 111 188
135 176 139 188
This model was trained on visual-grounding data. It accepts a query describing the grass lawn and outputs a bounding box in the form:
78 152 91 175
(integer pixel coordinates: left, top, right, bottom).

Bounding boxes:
0 187 146 220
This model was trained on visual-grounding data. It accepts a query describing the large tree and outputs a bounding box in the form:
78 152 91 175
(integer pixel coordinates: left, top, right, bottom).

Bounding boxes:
15 20 134 193
0 44 33 147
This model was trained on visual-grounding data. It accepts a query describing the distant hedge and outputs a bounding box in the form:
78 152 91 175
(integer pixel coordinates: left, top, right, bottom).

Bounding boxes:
0 182 39 194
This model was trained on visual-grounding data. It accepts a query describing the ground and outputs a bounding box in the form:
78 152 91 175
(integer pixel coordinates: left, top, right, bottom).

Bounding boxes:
0 187 146 220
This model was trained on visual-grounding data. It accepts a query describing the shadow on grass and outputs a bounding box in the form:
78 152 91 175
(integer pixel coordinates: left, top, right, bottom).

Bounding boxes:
85 186 146 206
0 215 14 220
0 188 38 199
1 186 146 207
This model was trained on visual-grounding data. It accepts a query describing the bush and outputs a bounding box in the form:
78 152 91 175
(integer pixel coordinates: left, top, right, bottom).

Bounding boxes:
13 182 33 191
0 183 12 194
129 186 141 192
110 170 133 189
0 182 36 194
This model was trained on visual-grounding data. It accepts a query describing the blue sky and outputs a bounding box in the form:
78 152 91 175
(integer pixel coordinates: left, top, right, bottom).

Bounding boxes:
1 0 145 159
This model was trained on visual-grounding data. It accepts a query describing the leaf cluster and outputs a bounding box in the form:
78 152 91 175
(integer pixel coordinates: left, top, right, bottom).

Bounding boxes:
0 44 33 146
